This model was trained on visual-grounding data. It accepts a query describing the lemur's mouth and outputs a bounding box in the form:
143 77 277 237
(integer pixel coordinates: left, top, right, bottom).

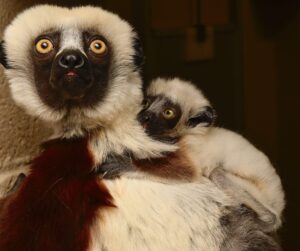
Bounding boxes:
65 70 79 79
51 71 91 101
64 72 79 84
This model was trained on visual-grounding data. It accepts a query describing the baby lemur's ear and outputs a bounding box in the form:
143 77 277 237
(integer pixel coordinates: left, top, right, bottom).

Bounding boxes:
0 41 10 69
187 106 216 128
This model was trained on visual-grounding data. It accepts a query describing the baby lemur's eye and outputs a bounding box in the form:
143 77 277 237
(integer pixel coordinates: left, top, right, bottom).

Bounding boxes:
90 39 107 55
162 108 176 119
35 39 54 54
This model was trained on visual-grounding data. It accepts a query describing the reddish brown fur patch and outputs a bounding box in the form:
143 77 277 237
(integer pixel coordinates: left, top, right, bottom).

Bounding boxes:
133 148 196 181
0 137 114 251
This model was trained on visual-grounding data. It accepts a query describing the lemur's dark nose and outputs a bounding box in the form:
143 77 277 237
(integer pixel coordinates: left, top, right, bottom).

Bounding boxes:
58 51 85 69
139 111 154 124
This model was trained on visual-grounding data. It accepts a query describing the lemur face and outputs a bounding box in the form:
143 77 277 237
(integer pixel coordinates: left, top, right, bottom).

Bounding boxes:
138 95 182 139
32 31 111 110
139 78 217 141
0 5 144 125
138 95 215 140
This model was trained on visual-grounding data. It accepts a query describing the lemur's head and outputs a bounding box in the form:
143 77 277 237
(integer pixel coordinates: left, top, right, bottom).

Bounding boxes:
138 78 216 141
0 5 144 133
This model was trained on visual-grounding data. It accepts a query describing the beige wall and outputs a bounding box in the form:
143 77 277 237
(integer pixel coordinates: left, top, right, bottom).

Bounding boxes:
0 0 51 171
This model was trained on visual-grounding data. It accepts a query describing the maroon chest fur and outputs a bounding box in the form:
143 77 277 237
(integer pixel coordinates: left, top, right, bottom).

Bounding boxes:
0 137 114 251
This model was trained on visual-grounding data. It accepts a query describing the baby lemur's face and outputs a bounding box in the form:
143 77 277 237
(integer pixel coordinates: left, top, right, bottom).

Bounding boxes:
138 95 182 139
138 94 216 141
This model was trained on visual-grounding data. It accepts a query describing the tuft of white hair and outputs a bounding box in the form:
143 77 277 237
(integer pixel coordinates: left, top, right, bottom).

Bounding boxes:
147 78 211 118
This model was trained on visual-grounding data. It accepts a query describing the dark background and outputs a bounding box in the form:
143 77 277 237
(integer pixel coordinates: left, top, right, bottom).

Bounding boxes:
3 0 300 250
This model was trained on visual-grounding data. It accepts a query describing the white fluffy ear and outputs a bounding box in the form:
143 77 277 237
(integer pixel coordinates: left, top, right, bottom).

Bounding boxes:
188 106 217 128
0 41 9 69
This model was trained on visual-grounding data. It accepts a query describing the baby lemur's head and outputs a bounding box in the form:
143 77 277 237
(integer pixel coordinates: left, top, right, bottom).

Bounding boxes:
138 78 216 141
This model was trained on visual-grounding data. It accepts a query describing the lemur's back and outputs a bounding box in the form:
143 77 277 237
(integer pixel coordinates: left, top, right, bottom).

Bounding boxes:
182 126 285 228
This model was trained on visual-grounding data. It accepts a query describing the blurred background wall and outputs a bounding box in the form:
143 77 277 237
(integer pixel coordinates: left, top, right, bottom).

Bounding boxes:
0 0 299 249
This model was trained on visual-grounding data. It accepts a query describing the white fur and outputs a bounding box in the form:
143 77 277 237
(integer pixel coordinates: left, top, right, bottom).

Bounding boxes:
90 177 233 251
59 27 85 54
147 78 210 113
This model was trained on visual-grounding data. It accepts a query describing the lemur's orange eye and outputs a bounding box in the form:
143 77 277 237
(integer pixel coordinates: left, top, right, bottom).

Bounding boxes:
90 39 107 54
35 39 53 54
163 108 176 119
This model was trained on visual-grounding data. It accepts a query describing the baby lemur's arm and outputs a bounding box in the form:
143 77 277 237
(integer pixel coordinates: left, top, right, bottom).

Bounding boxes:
93 154 134 179
95 149 197 182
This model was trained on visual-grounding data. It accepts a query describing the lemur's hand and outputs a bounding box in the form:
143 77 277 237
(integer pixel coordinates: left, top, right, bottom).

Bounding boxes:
94 154 133 179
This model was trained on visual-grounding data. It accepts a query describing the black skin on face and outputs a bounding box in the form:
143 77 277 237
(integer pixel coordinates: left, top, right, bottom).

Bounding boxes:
137 95 182 141
31 31 111 110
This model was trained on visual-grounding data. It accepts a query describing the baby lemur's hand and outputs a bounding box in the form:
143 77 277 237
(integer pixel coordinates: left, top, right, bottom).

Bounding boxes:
94 154 133 179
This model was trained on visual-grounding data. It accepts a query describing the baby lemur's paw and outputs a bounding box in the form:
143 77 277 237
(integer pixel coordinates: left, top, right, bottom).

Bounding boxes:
94 154 133 179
